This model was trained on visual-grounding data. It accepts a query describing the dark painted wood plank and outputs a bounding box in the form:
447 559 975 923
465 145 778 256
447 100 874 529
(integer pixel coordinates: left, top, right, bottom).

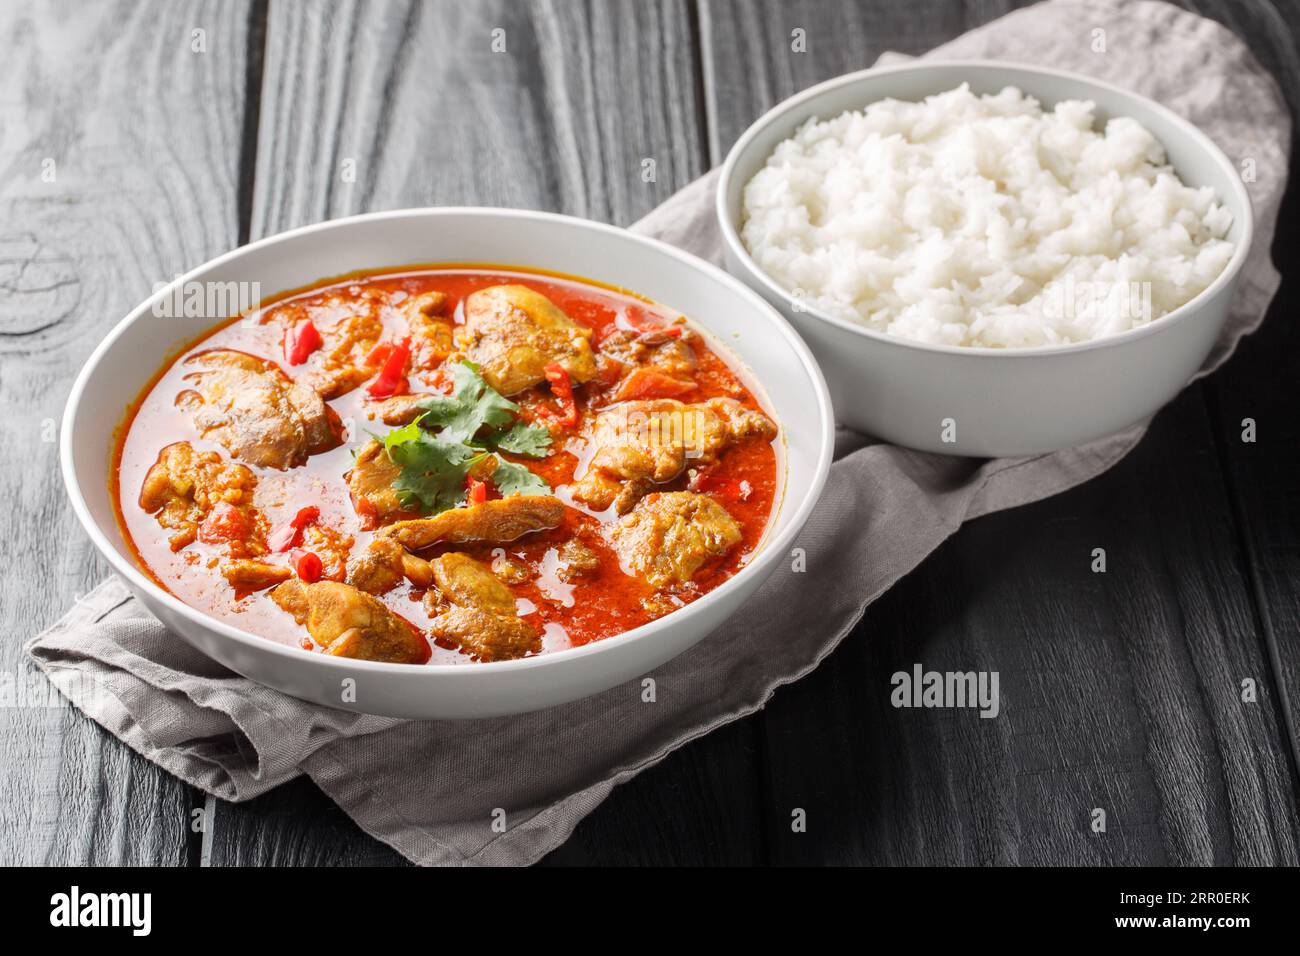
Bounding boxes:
0 0 256 864
537 718 765 865
250 0 702 229
700 0 1300 864
1185 0 1300 782
757 388 1299 865
207 0 765 866
698 0 1035 160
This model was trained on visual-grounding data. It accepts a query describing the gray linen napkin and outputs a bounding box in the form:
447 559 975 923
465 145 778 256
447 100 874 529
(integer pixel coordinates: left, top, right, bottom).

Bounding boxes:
27 0 1290 866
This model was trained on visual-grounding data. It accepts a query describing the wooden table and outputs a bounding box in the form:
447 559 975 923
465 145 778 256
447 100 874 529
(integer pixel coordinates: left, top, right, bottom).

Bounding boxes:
2 0 1296 866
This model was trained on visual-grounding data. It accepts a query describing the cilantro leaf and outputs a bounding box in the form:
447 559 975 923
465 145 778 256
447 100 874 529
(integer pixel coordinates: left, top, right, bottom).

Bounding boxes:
417 360 520 445
492 419 553 459
380 360 556 515
491 457 551 498
383 428 484 514
381 416 425 450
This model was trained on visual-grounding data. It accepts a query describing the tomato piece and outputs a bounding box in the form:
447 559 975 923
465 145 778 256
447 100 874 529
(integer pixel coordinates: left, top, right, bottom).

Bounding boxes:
267 506 320 552
291 550 323 583
543 362 579 427
366 336 411 398
197 501 251 544
612 367 696 402
466 476 489 506
283 319 323 366
592 355 625 389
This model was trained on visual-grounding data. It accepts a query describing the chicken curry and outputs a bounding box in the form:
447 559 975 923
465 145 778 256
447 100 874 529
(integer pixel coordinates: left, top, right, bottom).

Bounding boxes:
115 267 780 665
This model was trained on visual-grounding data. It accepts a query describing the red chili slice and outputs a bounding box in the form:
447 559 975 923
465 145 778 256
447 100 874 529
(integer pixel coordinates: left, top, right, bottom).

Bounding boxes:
543 362 578 427
466 476 489 506
291 550 323 583
283 319 322 366
268 506 320 552
366 336 411 398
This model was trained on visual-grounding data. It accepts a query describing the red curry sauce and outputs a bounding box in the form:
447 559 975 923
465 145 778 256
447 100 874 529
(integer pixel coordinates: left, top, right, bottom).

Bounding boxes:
114 267 781 664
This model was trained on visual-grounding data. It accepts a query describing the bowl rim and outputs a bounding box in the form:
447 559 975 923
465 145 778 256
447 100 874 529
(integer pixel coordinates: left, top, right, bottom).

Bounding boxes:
61 206 835 679
716 58 1255 358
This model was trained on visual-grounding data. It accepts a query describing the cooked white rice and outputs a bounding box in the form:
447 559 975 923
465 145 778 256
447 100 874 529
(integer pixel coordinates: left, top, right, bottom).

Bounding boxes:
740 84 1235 348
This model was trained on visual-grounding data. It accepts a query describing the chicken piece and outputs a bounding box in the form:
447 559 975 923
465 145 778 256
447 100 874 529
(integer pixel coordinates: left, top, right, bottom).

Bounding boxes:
300 523 354 582
345 535 437 594
609 491 742 590
347 537 405 595
460 285 597 395
575 474 653 516
270 578 430 664
380 495 565 551
139 442 265 553
709 397 780 444
557 537 601 581
368 393 428 426
402 291 456 370
294 290 387 399
310 364 374 400
570 398 777 511
346 439 411 528
178 349 342 469
424 553 541 661
221 559 291 592
597 327 696 379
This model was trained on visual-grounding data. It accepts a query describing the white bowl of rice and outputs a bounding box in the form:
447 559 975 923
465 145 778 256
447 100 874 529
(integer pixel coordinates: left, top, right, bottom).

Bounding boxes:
717 61 1253 457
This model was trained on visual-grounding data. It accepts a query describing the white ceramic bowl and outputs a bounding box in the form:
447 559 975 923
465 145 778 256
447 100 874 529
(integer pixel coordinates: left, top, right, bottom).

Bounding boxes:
718 60 1254 457
62 209 833 719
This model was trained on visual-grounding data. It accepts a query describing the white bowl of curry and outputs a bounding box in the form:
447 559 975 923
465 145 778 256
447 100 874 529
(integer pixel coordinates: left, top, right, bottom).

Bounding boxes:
62 209 833 719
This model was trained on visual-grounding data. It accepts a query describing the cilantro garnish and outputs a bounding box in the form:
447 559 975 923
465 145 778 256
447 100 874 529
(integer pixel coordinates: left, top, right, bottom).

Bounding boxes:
416 361 515 443
380 361 555 515
384 425 485 514
494 419 553 458
491 457 552 498
416 360 552 458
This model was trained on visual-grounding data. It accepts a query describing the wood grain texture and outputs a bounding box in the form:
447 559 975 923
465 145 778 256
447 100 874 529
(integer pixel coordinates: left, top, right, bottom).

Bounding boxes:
700 0 1300 865
698 0 1037 159
755 389 1299 865
6 0 1296 869
250 0 704 230
0 0 254 864
206 0 768 866
1185 0 1300 785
